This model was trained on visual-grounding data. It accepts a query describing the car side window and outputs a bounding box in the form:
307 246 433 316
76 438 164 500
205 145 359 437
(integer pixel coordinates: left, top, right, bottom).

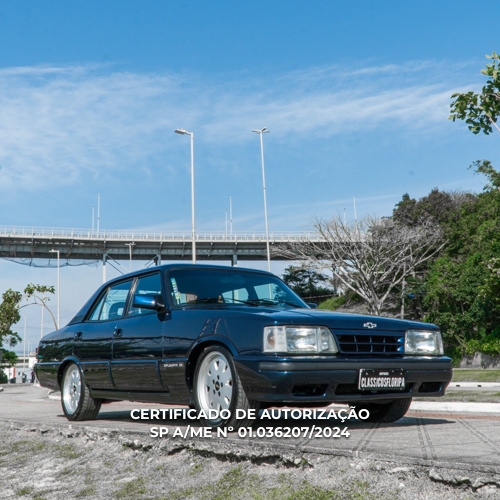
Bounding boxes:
87 280 133 322
128 273 163 316
88 293 107 321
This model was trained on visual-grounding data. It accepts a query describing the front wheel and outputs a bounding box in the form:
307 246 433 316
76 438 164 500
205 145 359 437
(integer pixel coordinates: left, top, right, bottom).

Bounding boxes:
352 398 412 423
61 362 102 421
193 345 259 429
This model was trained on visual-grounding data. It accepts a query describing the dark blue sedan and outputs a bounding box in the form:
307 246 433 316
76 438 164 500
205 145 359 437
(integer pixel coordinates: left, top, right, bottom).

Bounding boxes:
35 264 452 428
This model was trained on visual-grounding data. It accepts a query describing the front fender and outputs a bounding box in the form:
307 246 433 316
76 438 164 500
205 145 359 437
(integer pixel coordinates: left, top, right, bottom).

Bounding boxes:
185 335 239 390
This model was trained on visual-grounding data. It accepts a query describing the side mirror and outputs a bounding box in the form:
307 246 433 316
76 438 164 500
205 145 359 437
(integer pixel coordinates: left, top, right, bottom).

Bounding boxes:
132 294 167 312
307 302 318 309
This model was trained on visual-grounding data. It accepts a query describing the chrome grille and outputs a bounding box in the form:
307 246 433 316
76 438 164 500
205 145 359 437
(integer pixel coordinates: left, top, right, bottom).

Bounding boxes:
334 331 404 355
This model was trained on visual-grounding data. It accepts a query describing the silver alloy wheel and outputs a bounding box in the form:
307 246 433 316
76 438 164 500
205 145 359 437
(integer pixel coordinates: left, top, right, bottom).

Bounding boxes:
196 351 233 414
62 364 82 415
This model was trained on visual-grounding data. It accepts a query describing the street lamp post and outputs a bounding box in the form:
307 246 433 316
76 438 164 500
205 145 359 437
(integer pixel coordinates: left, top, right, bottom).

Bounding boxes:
175 128 196 264
50 249 60 329
97 193 100 236
125 242 135 272
252 127 271 271
229 196 233 236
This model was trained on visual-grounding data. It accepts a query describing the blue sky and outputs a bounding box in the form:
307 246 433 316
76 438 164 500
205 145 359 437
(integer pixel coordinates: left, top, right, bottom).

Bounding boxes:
1 1 499 351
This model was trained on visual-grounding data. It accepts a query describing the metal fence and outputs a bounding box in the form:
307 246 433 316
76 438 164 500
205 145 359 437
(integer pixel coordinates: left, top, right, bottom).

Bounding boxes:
0 225 317 242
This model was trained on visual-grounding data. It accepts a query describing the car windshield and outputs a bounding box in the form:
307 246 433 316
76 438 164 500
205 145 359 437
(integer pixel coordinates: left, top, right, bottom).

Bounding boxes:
168 268 306 309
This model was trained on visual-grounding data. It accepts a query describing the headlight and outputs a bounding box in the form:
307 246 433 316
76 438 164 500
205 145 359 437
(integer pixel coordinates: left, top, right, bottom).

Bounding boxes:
405 329 443 355
263 326 338 354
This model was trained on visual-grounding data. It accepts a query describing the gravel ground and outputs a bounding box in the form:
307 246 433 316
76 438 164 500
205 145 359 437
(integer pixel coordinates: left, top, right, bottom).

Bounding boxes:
1 421 499 499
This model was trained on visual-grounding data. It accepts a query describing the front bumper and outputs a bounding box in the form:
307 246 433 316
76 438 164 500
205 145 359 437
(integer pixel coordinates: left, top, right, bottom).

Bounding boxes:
235 356 453 404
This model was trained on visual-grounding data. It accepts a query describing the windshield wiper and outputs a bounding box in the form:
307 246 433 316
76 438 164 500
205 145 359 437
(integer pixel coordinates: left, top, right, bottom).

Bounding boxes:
187 298 224 304
243 298 303 308
186 297 302 308
186 297 260 307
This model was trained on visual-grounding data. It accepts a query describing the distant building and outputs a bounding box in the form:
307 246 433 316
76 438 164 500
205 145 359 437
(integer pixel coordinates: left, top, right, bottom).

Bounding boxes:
1 353 37 383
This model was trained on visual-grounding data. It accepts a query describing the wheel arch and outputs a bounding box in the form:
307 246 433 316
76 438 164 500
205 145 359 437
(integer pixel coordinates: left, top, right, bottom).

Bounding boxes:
185 337 238 390
57 357 82 389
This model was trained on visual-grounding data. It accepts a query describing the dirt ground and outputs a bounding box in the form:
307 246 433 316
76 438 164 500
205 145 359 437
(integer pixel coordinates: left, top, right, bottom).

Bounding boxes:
1 421 499 499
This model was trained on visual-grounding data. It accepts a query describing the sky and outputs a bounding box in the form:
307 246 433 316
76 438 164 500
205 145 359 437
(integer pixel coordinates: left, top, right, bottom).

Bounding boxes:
0 1 498 353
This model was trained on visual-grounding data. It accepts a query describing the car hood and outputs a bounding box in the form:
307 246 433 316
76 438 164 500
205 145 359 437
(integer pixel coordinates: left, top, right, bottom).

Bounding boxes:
247 307 438 332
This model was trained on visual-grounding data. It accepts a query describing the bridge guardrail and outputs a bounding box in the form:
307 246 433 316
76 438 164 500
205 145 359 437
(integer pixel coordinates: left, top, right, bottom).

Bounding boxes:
0 226 319 242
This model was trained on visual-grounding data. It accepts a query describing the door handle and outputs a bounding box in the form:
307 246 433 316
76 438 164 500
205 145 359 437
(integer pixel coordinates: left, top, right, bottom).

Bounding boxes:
114 327 123 336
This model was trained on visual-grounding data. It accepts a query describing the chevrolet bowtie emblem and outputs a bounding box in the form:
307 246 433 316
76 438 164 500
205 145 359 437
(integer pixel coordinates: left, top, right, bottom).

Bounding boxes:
363 322 377 329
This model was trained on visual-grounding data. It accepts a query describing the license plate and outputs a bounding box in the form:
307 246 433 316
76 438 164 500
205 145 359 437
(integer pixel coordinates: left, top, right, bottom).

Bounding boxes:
358 368 406 391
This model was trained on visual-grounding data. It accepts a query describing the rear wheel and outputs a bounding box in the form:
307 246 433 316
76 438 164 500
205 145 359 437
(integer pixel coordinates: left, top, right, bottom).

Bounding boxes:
352 398 412 423
61 362 102 421
193 345 259 429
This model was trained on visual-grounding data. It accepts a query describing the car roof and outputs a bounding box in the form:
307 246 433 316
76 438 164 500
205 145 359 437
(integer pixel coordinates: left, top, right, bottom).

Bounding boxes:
109 263 274 283
68 264 277 325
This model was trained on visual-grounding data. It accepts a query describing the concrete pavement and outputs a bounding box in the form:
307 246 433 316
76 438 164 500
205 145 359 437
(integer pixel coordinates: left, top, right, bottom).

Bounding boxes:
41 382 500 414
1 383 499 475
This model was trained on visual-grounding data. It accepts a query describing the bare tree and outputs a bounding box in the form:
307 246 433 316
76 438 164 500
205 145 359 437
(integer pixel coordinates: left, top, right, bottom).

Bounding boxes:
277 215 445 316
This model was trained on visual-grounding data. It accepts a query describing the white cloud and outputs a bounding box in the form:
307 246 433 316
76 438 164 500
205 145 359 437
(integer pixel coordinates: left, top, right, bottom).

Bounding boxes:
0 60 466 193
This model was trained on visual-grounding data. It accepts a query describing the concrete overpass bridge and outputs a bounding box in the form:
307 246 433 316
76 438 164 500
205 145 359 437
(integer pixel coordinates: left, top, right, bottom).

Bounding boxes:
0 225 322 278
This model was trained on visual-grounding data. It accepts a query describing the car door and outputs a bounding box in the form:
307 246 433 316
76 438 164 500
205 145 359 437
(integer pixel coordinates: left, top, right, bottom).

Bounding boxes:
75 279 133 390
111 272 166 392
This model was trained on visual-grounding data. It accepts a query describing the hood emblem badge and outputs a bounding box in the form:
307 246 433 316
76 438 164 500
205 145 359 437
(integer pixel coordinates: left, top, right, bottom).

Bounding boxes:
363 322 377 329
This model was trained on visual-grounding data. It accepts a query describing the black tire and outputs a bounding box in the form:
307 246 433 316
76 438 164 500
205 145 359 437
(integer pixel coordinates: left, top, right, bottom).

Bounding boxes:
61 362 102 421
352 398 412 423
193 345 259 429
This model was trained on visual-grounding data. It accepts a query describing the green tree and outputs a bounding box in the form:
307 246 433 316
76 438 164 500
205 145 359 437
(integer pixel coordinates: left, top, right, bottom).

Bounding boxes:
393 188 473 227
392 188 475 321
281 266 333 304
424 165 500 357
0 284 57 377
470 160 500 191
23 283 57 330
450 51 500 135
0 289 23 372
392 193 417 226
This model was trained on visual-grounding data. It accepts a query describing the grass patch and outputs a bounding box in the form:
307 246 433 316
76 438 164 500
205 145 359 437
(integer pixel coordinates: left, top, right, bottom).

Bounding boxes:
3 440 45 454
162 466 392 500
415 390 500 403
57 466 73 477
318 296 346 311
16 486 33 496
54 443 81 460
0 440 46 467
114 477 148 499
451 369 500 383
188 458 205 475
76 486 97 498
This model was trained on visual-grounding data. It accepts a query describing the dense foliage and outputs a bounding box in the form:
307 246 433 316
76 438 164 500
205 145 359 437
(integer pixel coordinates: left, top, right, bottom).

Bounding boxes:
450 52 500 135
0 289 22 370
311 162 500 361
0 284 56 373
389 165 500 360
423 165 500 359
281 266 334 305
441 51 500 358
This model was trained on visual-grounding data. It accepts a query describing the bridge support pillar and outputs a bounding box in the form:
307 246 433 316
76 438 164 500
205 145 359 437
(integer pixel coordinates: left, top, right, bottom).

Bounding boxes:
232 254 237 267
102 253 107 283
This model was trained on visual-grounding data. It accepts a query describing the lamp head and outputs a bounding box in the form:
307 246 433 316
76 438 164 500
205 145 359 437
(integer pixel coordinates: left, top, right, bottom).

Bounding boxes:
252 127 270 134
